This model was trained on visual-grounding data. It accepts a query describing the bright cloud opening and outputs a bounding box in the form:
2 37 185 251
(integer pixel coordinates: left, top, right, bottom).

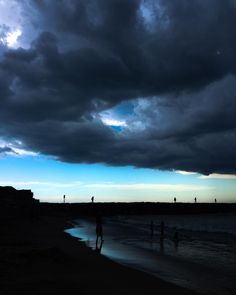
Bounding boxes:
101 117 127 127
5 29 22 47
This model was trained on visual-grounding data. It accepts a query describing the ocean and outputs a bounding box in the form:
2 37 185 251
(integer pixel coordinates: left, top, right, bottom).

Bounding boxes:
65 213 236 295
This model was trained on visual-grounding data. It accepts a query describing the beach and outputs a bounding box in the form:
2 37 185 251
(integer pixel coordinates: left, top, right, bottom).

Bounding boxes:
66 214 236 295
0 214 201 295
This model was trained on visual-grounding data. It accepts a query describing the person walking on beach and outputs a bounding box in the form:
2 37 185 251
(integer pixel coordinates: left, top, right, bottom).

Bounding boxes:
96 214 103 249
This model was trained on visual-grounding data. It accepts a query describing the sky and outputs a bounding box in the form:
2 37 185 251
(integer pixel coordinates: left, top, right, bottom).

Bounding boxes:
0 0 236 203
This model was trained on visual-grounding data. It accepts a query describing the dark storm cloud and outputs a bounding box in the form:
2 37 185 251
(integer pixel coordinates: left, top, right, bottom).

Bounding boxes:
23 0 236 91
124 75 236 174
1 0 236 174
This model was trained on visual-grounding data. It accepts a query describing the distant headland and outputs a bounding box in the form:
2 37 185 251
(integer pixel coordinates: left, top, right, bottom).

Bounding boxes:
40 201 236 217
1 186 235 219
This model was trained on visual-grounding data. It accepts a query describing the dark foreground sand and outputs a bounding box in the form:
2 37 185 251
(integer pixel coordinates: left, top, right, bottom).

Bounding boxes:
0 216 201 295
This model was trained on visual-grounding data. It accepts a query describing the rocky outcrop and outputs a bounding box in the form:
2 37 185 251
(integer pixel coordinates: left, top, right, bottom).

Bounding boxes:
0 186 39 220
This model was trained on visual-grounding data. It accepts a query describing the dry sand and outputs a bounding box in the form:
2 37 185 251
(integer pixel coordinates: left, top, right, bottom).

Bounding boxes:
0 215 201 295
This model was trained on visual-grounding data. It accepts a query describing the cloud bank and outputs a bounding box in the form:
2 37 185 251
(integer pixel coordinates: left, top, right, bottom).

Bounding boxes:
0 0 236 174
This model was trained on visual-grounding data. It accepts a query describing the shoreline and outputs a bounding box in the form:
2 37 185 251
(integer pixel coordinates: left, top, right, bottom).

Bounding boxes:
67 215 236 295
0 214 202 295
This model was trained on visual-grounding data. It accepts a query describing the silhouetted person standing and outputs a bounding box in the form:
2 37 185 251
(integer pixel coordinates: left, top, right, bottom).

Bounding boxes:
215 198 217 203
194 197 197 203
63 195 65 203
91 196 94 203
174 197 176 203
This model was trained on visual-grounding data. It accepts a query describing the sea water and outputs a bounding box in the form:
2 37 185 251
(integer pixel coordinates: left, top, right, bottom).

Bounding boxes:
65 213 236 295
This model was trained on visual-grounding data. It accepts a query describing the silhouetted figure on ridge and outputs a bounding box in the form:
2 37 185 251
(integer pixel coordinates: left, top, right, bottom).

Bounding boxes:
63 195 65 203
194 197 197 203
215 198 217 203
174 197 176 203
91 196 94 203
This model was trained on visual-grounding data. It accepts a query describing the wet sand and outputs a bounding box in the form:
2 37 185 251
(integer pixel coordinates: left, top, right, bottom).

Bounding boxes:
0 215 201 295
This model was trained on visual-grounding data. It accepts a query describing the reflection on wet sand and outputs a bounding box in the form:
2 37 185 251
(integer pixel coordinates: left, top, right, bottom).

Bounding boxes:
95 239 104 254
